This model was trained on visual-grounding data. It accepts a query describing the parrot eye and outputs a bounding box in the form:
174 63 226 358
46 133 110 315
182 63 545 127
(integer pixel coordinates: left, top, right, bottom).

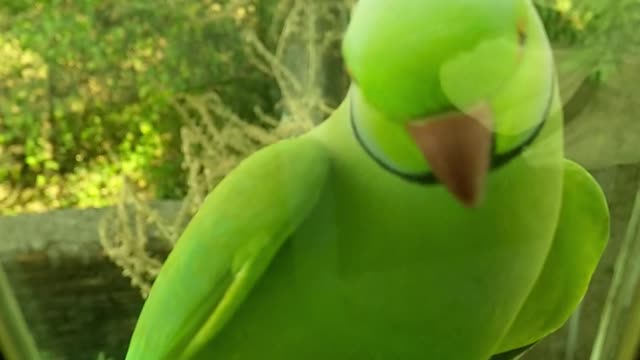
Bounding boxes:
517 21 527 46
517 29 527 45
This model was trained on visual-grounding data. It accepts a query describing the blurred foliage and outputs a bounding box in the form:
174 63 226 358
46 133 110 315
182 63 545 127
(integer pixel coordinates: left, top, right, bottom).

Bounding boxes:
0 0 634 215
0 0 285 213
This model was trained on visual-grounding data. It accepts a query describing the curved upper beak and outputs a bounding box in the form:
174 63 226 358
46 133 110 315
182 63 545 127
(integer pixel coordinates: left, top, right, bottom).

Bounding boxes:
406 104 493 207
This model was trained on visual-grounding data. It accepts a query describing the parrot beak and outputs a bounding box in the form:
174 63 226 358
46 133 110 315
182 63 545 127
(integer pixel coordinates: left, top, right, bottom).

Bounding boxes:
406 104 493 207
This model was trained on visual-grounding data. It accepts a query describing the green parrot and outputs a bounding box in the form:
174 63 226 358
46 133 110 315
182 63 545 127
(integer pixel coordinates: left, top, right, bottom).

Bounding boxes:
125 0 609 359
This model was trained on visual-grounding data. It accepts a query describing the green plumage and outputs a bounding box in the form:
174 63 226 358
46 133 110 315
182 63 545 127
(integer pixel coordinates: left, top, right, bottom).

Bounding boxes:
125 0 609 359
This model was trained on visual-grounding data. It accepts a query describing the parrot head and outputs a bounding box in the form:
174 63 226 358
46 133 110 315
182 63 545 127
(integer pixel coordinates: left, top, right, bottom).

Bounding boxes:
343 0 555 207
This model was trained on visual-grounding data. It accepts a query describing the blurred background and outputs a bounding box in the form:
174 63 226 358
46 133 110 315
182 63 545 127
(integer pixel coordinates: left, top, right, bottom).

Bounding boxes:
0 0 639 359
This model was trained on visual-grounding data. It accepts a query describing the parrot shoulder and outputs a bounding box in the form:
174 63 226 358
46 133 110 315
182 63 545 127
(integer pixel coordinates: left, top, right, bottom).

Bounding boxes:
125 135 331 360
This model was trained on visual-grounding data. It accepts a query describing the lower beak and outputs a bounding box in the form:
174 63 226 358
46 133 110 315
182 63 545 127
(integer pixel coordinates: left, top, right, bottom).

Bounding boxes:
406 104 493 207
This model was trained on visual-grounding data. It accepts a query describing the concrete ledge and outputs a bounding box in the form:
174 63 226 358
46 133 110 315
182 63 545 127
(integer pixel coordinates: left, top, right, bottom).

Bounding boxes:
0 201 181 360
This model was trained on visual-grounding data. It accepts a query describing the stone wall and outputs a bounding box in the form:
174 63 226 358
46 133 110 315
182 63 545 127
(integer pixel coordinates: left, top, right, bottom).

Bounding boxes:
0 202 180 360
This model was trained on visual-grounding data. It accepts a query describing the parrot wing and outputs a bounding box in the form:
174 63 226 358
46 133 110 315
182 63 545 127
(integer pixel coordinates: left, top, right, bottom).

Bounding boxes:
125 136 330 360
495 159 610 352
